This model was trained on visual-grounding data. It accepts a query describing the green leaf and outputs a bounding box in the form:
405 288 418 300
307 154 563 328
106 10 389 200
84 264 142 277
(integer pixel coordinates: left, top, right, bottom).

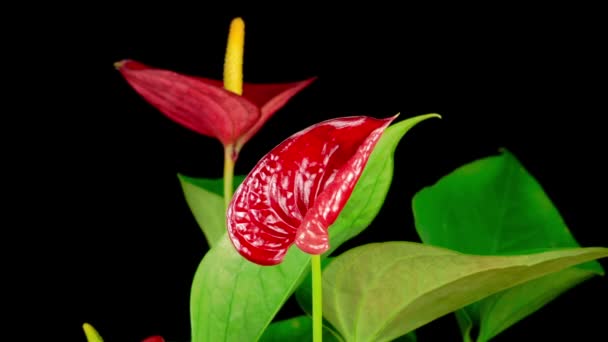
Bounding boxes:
190 114 439 342
260 315 343 342
295 257 418 342
190 237 310 342
177 174 246 247
412 149 604 341
322 241 608 342
464 267 595 341
455 310 474 342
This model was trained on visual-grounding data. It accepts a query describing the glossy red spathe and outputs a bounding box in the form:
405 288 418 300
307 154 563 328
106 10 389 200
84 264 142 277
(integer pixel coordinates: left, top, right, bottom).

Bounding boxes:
116 59 315 156
227 116 397 265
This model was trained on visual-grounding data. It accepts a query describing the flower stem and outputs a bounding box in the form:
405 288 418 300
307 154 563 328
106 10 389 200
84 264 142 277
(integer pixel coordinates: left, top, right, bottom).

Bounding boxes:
312 254 323 342
223 144 235 211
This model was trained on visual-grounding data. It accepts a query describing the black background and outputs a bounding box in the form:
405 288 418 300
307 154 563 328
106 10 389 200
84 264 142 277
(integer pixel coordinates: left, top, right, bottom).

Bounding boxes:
27 4 607 342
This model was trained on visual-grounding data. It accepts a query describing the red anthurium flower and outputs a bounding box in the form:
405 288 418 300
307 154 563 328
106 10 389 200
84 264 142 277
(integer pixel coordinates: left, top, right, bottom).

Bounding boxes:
227 115 397 265
115 59 315 157
141 336 165 342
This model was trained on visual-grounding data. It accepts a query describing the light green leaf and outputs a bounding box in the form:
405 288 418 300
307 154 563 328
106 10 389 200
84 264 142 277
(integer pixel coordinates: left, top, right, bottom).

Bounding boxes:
467 267 595 341
190 237 310 342
190 114 440 342
177 174 246 247
260 315 343 342
412 149 604 341
294 257 417 342
322 242 608 342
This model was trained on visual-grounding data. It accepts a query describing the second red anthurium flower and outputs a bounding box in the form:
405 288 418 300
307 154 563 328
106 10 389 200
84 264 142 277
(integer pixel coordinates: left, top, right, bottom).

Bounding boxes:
115 60 314 158
227 115 397 265
115 18 314 160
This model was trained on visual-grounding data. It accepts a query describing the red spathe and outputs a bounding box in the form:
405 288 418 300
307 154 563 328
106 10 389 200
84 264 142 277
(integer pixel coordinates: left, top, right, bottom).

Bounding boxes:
227 116 396 265
116 59 315 155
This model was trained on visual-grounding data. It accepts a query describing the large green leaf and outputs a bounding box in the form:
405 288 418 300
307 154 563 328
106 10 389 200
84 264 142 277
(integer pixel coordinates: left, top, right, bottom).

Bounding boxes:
177 175 246 247
260 315 343 342
412 149 604 341
322 241 608 342
190 114 440 342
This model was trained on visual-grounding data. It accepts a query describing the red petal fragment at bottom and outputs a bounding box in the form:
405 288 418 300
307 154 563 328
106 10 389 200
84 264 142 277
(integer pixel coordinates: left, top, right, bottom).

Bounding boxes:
142 336 165 342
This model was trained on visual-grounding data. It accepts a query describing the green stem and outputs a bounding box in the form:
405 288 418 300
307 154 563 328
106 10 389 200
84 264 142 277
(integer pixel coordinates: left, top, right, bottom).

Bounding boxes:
312 254 323 342
223 144 235 211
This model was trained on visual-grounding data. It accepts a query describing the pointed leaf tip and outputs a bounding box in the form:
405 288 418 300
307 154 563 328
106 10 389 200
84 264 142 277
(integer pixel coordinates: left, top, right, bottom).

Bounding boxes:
322 242 608 341
409 113 441 121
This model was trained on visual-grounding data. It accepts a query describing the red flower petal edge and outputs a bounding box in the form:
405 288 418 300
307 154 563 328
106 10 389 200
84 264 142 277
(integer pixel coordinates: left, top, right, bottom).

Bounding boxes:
116 59 259 147
227 115 397 265
236 78 317 150
141 336 165 342
186 76 317 151
116 59 315 152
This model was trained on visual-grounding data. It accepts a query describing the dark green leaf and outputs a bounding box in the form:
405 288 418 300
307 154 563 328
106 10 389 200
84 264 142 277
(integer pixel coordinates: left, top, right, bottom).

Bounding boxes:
412 149 604 341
